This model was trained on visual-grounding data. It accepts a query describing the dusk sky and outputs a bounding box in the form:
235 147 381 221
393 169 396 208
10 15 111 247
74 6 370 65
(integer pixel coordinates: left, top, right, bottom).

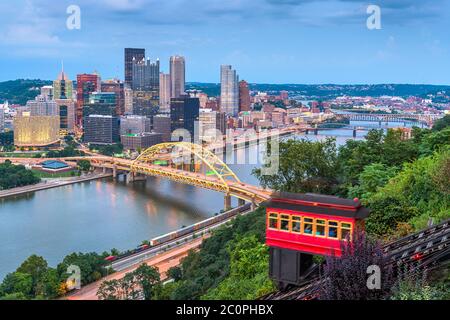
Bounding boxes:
1 0 450 84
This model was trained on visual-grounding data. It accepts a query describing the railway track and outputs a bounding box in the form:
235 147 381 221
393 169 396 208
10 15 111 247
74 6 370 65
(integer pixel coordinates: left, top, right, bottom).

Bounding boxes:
260 219 450 300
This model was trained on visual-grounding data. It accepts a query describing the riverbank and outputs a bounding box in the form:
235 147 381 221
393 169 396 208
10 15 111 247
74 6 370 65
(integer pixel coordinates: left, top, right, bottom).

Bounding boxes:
0 172 113 199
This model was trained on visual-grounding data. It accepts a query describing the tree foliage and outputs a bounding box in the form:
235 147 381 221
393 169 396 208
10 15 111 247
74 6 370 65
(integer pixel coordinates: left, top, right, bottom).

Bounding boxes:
253 138 338 194
0 162 40 190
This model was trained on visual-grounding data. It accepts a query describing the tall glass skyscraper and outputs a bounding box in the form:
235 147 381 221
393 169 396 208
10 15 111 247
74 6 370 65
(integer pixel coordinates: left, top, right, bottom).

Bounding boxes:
131 57 160 92
220 65 239 116
170 56 185 98
125 48 145 88
159 73 171 114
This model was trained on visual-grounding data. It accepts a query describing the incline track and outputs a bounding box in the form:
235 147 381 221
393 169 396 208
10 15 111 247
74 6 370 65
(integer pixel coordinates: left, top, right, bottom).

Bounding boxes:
260 219 450 300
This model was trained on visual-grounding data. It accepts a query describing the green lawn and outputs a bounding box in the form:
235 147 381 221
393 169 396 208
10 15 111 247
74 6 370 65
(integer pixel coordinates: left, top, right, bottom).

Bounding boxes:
0 152 44 158
31 170 77 179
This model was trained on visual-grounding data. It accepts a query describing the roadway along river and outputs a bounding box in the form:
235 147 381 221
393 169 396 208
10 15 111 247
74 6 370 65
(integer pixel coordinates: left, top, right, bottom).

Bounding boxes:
0 121 419 279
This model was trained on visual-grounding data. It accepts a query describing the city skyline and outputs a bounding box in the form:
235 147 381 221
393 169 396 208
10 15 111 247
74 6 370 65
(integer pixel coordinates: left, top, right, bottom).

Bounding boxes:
1 0 450 84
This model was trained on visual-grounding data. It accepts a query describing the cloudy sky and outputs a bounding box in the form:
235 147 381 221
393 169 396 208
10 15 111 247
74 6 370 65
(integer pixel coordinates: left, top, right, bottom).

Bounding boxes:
1 0 449 84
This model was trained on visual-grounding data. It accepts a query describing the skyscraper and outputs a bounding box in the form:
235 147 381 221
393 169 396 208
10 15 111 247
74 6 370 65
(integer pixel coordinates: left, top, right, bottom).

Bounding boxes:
26 94 58 116
170 55 185 98
132 57 160 92
76 73 101 126
124 48 145 87
170 95 199 141
159 73 171 114
239 80 251 112
53 64 73 100
101 79 125 116
220 65 239 116
83 115 120 144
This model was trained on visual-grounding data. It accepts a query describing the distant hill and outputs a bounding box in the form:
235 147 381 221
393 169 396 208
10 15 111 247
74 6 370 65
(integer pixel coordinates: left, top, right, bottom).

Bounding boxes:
0 79 52 105
2 79 450 105
187 82 450 99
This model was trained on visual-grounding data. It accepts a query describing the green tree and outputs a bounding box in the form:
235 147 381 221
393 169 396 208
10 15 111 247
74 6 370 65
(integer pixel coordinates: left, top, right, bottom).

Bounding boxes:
77 160 91 172
133 264 161 300
253 138 338 194
0 272 33 298
348 163 398 200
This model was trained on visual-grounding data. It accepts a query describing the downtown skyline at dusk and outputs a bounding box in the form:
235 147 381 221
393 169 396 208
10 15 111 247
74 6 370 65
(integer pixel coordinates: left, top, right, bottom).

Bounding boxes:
1 0 450 84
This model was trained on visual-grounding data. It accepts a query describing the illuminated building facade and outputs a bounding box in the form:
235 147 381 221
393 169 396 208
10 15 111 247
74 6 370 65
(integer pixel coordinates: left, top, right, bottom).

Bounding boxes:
76 73 101 126
14 115 60 147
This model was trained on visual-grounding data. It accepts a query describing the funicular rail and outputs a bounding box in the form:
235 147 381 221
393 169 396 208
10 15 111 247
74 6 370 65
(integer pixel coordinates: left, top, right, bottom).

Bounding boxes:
260 219 450 300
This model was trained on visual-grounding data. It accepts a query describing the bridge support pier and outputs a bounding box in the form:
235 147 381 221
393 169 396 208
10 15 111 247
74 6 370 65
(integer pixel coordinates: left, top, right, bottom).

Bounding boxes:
224 194 232 211
353 128 357 138
126 172 135 184
113 165 118 181
314 129 318 135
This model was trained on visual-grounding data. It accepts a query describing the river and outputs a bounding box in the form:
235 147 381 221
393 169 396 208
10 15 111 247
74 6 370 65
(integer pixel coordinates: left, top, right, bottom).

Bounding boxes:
0 120 421 279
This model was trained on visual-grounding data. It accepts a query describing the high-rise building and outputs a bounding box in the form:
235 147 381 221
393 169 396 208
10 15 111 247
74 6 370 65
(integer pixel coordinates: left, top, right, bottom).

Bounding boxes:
239 80 251 112
159 73 171 114
124 87 133 114
199 109 227 142
131 57 160 92
121 133 163 151
76 73 101 126
132 91 159 118
14 114 60 147
101 79 125 116
53 65 73 100
120 115 151 135
153 114 172 142
26 94 58 116
125 48 145 87
170 55 185 98
55 99 76 133
220 65 239 116
83 115 120 144
83 92 117 120
170 95 199 141
40 86 54 100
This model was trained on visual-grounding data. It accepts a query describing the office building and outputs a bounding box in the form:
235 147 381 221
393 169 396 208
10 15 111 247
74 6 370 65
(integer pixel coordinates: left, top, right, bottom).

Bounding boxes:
125 48 145 87
53 66 73 100
239 80 251 112
199 109 227 142
83 92 117 119
55 99 76 133
83 115 120 144
76 73 101 126
170 55 185 98
26 95 58 116
159 73 171 114
120 115 151 135
14 114 60 147
220 65 239 116
170 95 199 141
124 86 133 115
132 57 160 92
102 79 125 116
153 114 172 142
40 86 54 100
132 91 159 118
121 133 163 151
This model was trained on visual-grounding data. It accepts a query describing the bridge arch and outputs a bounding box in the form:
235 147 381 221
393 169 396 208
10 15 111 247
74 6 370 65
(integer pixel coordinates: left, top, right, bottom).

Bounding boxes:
131 142 241 193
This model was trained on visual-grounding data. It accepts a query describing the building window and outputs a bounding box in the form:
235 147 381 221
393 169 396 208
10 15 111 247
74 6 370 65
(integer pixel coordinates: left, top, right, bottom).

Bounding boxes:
268 213 279 230
280 214 290 232
341 222 353 240
291 216 301 234
303 218 313 235
316 219 326 237
328 221 339 239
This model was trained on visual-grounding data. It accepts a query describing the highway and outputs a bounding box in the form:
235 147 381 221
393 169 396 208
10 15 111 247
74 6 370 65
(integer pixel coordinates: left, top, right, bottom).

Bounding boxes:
66 237 205 300
111 207 254 271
